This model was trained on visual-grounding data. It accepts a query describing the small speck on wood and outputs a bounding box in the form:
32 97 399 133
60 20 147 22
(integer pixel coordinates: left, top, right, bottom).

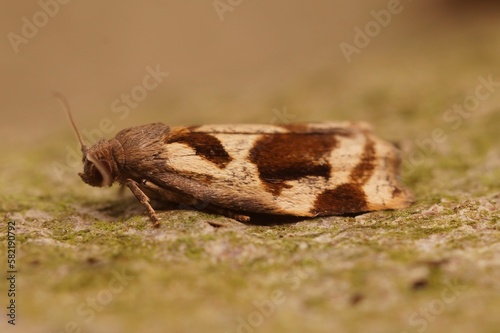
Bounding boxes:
412 278 429 290
350 293 364 305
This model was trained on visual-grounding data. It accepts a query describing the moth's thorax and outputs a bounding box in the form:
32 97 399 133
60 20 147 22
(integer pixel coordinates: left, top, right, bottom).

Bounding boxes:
79 139 123 187
113 123 171 180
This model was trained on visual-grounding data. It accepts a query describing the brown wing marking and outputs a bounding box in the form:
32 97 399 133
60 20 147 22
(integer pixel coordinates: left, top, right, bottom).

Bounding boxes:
311 138 376 215
249 133 338 196
167 130 233 169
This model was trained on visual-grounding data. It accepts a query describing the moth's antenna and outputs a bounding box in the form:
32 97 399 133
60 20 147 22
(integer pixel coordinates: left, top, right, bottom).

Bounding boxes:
53 91 88 153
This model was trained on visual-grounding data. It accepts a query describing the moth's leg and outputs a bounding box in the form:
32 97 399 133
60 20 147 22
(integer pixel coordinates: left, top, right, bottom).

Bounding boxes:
209 207 251 223
140 180 251 223
126 179 160 228
139 179 188 205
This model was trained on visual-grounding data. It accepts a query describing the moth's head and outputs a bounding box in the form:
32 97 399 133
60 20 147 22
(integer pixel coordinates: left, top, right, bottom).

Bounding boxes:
79 141 117 187
54 91 117 187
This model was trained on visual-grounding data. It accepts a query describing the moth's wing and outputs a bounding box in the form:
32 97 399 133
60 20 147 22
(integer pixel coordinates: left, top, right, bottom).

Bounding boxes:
150 123 413 217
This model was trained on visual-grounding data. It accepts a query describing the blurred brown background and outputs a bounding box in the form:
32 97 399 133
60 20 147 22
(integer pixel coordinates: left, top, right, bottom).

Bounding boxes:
1 0 499 146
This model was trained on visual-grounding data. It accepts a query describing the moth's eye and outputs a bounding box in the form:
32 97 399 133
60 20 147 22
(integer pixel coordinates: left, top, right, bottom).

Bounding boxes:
79 161 103 187
78 151 113 188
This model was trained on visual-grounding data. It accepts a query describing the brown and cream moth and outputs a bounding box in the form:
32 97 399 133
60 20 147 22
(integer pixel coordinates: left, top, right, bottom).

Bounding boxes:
57 94 413 227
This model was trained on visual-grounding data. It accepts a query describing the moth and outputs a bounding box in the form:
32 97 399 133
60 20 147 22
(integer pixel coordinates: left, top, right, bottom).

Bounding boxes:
56 94 413 227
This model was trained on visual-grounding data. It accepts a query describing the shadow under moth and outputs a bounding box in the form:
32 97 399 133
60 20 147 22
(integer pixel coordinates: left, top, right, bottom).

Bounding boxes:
56 94 413 227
